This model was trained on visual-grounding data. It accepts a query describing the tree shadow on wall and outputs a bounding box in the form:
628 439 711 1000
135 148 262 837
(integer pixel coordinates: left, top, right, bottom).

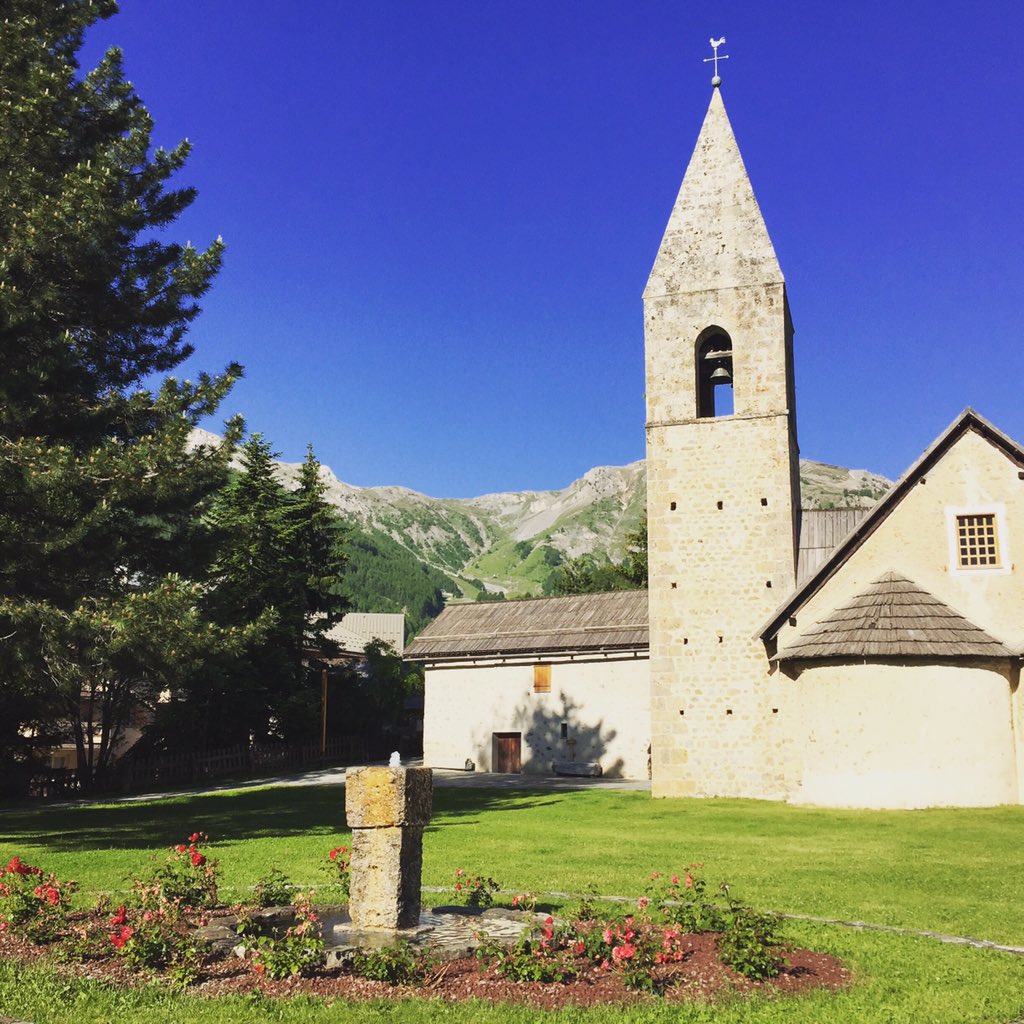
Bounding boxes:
474 691 625 779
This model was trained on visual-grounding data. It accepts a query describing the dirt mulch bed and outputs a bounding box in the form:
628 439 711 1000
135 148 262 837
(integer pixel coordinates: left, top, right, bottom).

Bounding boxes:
0 928 849 1009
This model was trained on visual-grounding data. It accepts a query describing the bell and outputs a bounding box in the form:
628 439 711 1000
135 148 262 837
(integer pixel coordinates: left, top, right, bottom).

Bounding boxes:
710 364 732 384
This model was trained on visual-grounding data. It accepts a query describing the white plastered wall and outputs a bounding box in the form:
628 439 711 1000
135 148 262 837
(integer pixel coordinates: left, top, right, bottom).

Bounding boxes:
422 656 650 779
785 660 1018 808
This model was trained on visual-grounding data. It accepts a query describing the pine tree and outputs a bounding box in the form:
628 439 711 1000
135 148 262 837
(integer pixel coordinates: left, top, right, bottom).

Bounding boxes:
293 445 349 649
193 438 349 747
546 521 648 596
0 2 247 789
194 436 302 747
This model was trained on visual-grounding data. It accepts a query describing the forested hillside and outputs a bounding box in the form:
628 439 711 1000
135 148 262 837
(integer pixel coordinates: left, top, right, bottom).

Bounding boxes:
265 448 892 638
342 526 461 636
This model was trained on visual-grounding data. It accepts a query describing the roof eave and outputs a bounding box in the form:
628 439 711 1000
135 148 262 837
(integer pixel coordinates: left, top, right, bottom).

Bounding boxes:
406 642 650 665
758 408 1024 642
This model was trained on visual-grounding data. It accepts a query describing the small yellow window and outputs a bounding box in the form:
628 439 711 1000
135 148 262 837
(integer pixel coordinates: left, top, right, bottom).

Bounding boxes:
955 513 1000 568
533 664 551 693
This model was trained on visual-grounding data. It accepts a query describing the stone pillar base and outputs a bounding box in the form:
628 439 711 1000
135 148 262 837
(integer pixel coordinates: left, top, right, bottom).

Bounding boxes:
349 825 424 930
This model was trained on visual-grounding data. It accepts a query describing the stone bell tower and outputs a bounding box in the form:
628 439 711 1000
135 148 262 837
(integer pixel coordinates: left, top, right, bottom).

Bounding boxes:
644 83 801 799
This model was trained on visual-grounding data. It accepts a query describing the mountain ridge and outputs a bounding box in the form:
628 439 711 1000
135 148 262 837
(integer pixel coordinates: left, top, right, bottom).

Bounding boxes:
191 429 890 625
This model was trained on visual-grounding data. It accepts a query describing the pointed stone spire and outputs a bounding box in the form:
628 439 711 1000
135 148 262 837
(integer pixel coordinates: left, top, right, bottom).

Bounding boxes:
645 89 783 299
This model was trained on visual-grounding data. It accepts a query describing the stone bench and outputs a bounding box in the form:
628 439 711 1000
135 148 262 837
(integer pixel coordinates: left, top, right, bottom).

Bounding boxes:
552 761 602 777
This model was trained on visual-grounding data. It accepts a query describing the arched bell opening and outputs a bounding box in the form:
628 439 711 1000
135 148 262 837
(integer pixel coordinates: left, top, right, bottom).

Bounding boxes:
696 328 734 418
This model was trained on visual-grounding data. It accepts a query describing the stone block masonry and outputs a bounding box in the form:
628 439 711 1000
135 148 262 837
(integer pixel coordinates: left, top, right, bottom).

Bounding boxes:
345 765 432 929
643 86 800 800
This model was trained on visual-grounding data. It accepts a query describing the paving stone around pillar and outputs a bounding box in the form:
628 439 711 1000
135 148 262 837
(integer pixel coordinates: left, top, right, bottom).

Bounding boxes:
345 765 432 930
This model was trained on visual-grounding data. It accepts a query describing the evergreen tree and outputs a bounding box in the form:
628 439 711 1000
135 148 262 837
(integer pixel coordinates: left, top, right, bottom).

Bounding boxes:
199 437 302 746
327 640 424 756
0 2 247 788
546 520 648 596
620 517 649 587
188 438 349 748
293 445 349 649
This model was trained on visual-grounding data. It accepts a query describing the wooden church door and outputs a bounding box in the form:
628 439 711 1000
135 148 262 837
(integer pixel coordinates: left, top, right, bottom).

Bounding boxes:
493 733 522 773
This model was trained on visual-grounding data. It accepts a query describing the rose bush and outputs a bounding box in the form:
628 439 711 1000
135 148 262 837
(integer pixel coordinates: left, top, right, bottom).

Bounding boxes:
0 856 76 942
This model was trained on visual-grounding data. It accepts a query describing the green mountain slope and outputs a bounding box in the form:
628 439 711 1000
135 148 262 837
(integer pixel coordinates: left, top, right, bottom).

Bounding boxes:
255 438 892 631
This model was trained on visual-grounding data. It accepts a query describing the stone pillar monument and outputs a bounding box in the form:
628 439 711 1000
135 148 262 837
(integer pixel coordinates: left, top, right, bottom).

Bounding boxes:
344 765 432 930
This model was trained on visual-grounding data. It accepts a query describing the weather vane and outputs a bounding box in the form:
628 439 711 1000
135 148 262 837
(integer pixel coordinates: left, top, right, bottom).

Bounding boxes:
703 37 729 87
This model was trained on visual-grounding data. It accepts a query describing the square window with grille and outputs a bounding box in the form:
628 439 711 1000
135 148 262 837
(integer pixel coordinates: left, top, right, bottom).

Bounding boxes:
955 513 1000 568
533 664 551 693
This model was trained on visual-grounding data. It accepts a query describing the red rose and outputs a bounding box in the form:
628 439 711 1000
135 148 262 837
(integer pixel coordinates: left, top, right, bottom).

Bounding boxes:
190 851 206 867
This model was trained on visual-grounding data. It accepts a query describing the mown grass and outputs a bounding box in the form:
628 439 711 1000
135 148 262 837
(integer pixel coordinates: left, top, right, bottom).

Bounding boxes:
2 785 1023 1022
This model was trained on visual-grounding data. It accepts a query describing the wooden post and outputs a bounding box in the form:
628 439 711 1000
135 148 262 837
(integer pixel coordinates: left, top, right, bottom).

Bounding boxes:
320 667 329 758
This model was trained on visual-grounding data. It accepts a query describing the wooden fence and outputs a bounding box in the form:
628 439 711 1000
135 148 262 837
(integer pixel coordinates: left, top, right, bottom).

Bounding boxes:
29 735 373 799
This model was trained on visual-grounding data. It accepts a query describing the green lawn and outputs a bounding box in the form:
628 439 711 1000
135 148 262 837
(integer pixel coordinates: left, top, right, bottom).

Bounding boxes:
2 785 1023 1023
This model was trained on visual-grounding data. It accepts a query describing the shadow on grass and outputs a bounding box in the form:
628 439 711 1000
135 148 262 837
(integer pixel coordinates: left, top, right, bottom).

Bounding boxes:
0 784 566 852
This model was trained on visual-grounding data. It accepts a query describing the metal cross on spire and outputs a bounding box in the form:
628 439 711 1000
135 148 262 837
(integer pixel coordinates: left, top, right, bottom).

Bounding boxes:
703 37 729 87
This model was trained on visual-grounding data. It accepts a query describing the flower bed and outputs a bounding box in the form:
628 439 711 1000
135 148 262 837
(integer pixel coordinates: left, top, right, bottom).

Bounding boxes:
0 845 850 1008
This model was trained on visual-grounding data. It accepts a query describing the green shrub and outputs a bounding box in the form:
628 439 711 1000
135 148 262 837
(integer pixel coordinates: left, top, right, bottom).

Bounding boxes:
351 941 426 985
249 892 324 980
323 846 351 903
648 864 725 933
108 903 208 984
718 902 785 980
452 868 500 908
253 868 292 908
134 833 219 913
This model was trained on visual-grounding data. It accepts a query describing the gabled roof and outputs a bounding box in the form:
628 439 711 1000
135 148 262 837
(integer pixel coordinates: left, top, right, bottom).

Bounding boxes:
774 572 1013 662
761 409 1024 642
404 590 649 662
326 612 405 656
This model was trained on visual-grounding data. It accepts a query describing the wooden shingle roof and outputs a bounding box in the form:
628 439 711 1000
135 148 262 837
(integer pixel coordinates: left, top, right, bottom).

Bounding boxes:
774 571 1013 662
404 590 649 662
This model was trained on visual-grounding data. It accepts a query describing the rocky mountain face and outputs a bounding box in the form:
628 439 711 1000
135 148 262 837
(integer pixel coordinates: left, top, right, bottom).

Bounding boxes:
195 429 889 612
272 452 889 601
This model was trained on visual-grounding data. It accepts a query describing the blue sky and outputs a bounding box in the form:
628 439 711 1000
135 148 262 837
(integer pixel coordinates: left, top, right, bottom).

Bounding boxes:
83 1 1024 498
